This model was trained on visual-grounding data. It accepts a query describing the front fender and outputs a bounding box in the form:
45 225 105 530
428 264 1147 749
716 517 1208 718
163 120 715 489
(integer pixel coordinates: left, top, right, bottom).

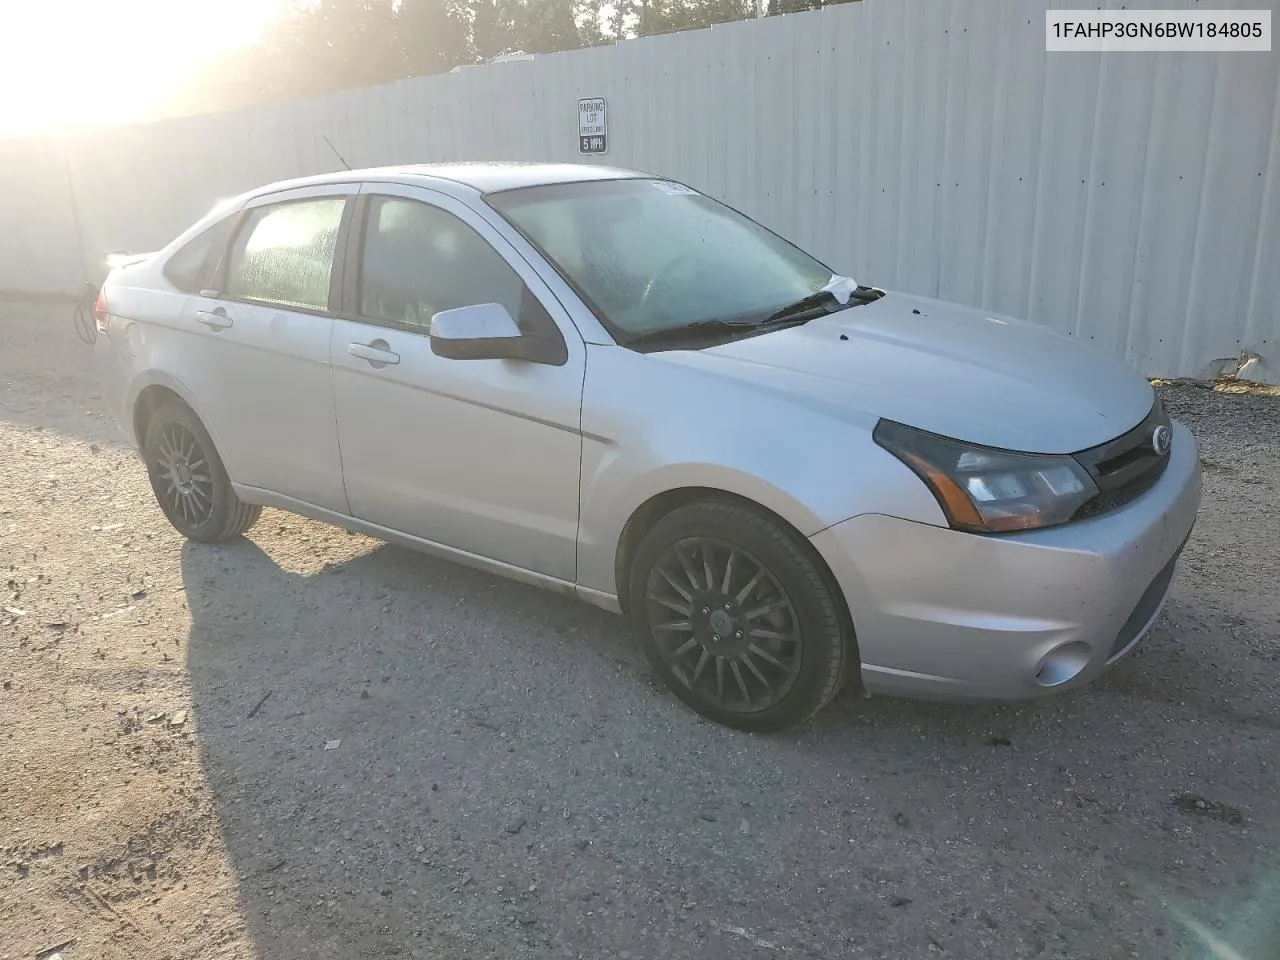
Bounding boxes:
575 345 946 599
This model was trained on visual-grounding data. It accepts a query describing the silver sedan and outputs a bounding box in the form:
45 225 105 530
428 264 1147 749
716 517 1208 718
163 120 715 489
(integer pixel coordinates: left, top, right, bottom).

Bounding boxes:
94 163 1201 730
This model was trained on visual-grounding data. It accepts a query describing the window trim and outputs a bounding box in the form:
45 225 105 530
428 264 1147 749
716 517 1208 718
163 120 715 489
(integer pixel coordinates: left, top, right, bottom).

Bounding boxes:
338 194 367 319
207 193 354 316
339 190 570 365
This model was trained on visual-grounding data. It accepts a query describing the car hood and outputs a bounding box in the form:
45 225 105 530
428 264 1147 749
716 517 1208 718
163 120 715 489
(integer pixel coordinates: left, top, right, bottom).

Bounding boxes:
661 291 1154 454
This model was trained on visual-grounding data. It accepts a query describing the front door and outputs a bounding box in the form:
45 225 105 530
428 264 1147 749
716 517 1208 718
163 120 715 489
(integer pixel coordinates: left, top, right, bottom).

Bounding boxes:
330 185 584 582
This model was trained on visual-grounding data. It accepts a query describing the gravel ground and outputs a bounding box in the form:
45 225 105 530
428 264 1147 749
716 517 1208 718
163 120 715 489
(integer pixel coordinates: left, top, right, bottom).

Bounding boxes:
2 298 1278 960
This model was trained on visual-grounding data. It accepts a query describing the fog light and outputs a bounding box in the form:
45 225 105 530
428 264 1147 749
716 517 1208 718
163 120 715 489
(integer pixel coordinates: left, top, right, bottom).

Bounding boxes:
1035 641 1092 686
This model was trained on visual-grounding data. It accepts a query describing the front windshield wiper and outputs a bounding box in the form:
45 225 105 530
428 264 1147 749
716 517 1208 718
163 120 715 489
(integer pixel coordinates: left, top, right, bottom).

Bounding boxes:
624 286 886 350
624 315 812 348
765 285 885 324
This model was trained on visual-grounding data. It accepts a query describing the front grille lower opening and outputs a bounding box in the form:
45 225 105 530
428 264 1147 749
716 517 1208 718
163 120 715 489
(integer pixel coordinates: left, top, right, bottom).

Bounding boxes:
1073 457 1168 522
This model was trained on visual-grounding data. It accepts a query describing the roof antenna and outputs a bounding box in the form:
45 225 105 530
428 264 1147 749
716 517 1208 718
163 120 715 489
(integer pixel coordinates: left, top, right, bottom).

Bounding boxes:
322 134 351 171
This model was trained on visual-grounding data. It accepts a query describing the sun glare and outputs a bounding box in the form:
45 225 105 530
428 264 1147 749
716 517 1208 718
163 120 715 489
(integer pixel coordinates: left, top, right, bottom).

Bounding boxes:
0 0 284 136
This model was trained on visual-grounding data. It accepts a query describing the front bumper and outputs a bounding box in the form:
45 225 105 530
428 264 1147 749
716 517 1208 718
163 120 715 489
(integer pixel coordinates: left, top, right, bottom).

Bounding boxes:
811 420 1201 700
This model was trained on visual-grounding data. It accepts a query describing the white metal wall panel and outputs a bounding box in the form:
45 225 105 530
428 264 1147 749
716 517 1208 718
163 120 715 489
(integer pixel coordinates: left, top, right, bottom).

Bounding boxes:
1181 54 1278 374
0 137 83 292
1245 80 1280 365
0 0 1276 380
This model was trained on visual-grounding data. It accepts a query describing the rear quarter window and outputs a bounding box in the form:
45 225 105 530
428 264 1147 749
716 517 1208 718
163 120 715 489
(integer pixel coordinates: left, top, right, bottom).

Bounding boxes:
163 217 236 294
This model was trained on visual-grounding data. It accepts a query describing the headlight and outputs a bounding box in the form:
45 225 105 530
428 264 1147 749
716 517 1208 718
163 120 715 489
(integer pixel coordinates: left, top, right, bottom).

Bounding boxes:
873 420 1099 533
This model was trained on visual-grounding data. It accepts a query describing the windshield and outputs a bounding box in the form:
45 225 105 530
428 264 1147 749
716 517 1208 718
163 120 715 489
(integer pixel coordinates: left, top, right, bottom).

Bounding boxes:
486 179 834 343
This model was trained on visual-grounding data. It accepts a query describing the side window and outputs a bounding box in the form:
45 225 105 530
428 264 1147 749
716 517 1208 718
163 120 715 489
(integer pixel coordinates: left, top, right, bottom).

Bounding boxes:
359 196 529 329
163 216 235 294
224 197 345 310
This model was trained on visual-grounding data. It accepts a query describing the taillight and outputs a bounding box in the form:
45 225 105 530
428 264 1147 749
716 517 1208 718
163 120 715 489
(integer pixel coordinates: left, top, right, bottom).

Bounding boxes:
93 288 109 333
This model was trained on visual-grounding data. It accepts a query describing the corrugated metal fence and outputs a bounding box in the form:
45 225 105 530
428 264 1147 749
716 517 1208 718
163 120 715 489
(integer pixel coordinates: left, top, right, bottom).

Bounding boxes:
1 0 1277 380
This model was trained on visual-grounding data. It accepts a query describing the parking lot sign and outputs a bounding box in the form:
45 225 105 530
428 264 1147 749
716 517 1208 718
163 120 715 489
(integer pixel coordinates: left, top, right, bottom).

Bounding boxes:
578 97 607 154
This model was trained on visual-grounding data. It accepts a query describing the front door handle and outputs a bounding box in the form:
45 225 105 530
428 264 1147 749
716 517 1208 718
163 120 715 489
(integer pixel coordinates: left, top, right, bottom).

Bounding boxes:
196 309 233 330
348 341 400 366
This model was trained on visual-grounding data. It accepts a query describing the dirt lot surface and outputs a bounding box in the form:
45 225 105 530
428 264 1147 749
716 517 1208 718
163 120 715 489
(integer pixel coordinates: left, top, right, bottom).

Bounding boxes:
2 297 1278 960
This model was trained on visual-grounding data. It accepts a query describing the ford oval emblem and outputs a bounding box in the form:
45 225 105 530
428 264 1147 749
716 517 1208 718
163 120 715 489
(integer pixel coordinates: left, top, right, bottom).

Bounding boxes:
1152 424 1172 456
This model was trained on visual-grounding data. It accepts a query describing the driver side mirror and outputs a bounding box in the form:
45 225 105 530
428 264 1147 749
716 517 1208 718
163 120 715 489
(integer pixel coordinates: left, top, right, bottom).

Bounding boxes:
429 303 527 361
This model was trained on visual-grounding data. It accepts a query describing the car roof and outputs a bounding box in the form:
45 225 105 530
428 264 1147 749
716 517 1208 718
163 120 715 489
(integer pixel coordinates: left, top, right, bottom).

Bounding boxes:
245 162 647 201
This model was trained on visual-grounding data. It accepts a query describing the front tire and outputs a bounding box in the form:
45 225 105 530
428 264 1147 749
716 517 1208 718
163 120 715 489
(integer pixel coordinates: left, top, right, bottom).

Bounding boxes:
628 500 852 732
141 400 261 542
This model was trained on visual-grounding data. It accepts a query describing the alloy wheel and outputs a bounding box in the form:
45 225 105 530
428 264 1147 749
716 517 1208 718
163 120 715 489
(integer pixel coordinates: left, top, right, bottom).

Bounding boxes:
149 421 216 528
643 536 803 713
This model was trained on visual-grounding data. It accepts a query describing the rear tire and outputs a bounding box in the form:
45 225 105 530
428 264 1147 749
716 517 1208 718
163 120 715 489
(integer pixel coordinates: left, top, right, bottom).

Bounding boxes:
628 499 852 732
141 400 261 542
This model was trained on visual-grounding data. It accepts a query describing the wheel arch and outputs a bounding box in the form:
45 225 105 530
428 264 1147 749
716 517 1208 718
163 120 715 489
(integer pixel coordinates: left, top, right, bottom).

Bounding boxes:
613 486 863 691
129 374 223 457
133 384 186 448
613 488 835 610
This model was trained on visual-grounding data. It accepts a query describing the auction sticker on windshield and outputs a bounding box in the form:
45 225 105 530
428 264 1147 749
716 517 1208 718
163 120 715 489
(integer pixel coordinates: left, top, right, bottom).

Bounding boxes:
652 181 699 196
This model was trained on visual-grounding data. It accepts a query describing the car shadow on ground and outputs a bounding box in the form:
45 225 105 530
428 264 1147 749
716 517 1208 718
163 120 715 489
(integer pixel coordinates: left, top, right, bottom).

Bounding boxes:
180 530 1280 959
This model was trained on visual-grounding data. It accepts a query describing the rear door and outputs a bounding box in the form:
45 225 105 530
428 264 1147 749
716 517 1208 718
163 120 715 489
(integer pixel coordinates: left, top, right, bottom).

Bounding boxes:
329 183 585 582
97 214 240 436
180 185 353 513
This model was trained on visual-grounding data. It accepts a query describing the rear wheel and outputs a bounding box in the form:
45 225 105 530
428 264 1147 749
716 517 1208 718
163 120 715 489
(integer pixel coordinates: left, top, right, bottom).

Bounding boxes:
141 401 261 542
628 500 852 731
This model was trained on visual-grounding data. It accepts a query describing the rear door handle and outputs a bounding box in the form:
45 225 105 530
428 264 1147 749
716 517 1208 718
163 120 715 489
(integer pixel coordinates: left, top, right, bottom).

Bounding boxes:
195 309 233 330
348 341 400 366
